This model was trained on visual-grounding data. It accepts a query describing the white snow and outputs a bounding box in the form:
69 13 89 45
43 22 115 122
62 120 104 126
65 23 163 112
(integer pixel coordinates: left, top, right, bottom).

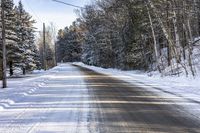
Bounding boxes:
0 64 91 133
32 69 46 74
73 62 200 97
1 63 200 132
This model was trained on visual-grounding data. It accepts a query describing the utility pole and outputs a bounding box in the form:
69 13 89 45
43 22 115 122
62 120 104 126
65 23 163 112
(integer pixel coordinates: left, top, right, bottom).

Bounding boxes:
1 0 7 88
43 23 47 70
54 42 57 66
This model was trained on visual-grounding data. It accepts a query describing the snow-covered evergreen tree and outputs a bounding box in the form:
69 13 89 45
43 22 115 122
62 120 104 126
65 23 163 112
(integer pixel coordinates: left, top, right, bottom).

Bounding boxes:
56 21 82 63
1 0 41 76
16 1 39 73
0 0 23 76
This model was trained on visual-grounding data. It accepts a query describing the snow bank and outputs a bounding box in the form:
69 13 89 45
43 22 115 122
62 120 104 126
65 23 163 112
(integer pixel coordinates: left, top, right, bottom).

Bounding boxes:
32 69 45 74
73 62 200 101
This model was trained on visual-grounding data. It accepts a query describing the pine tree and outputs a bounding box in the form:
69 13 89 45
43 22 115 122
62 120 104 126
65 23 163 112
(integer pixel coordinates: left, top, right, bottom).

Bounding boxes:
0 0 22 76
56 22 82 63
16 1 39 74
1 0 41 76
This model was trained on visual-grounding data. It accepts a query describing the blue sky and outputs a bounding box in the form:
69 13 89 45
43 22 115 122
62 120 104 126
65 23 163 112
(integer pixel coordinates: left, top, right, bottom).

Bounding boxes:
13 0 91 31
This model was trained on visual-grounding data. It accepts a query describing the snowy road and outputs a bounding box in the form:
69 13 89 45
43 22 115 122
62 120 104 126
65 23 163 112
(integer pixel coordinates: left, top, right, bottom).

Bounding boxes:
0 64 200 133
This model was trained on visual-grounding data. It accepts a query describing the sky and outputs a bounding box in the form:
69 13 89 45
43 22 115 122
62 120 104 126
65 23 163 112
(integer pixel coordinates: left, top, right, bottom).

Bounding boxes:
13 0 91 31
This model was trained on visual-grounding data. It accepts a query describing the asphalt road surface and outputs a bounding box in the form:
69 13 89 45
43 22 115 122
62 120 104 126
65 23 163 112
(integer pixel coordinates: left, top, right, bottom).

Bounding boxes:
77 65 200 133
0 64 200 133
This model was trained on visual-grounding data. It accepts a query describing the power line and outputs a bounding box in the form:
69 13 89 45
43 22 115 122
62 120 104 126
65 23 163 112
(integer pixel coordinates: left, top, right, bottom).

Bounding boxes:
23 0 43 23
52 0 85 9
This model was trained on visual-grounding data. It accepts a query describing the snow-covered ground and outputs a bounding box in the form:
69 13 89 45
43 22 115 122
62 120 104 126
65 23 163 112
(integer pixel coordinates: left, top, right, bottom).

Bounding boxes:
0 63 200 132
74 62 200 118
0 64 90 133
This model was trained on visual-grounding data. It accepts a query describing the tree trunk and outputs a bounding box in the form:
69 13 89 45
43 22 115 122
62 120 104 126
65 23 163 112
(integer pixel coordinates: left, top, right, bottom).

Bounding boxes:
9 61 13 76
22 66 26 75
167 45 171 66
147 0 180 63
0 59 2 80
146 5 161 72
172 2 181 62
